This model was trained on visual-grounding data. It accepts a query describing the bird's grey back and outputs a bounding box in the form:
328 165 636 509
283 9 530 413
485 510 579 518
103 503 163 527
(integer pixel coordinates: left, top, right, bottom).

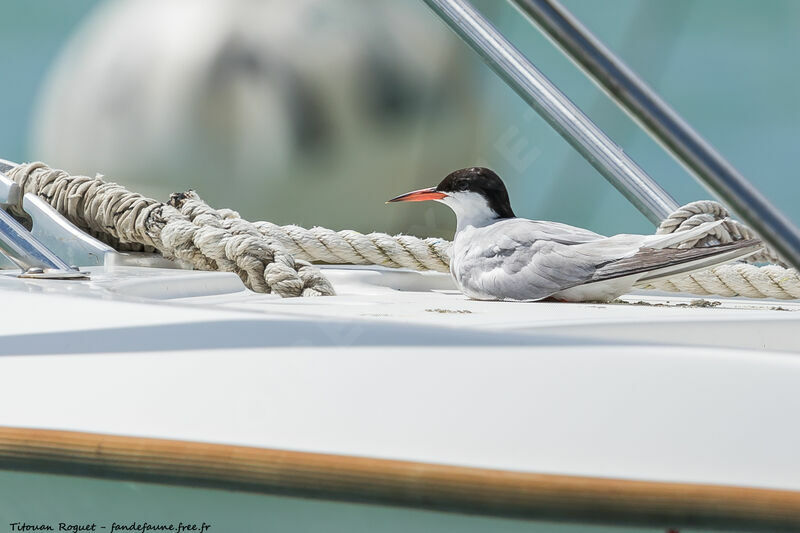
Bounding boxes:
451 218 640 300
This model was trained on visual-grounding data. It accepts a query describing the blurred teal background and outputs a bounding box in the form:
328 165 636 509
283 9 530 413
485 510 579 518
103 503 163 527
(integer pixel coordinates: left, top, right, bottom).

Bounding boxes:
0 0 798 239
0 1 99 162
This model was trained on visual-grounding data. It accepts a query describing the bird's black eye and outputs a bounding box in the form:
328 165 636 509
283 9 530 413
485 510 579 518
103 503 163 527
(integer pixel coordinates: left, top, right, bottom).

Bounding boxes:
457 181 469 191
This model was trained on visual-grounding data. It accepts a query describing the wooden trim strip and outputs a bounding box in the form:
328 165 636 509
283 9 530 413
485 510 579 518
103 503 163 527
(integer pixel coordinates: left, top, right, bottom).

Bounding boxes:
0 426 798 531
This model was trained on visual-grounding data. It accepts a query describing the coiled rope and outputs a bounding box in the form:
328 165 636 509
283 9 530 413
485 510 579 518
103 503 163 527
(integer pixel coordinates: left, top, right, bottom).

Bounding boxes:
7 162 800 299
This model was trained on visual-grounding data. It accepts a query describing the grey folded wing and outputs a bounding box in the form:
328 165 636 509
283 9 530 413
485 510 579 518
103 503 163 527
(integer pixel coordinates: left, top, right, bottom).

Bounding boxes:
459 219 643 300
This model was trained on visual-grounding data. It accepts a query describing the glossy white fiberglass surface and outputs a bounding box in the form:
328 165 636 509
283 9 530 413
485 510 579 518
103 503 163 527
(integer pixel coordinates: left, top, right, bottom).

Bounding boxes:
1 265 796 351
0 265 798 491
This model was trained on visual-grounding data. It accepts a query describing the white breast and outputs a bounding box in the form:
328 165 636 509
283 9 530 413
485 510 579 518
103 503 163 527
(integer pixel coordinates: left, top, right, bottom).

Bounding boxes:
450 225 512 300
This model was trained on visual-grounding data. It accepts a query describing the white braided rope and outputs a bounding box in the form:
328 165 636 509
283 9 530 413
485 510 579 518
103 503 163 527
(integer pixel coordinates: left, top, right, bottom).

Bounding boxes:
645 263 800 299
253 223 451 272
7 162 799 300
7 162 334 297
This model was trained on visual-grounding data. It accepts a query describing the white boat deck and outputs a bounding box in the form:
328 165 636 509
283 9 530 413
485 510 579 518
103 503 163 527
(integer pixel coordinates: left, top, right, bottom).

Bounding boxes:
0 264 798 493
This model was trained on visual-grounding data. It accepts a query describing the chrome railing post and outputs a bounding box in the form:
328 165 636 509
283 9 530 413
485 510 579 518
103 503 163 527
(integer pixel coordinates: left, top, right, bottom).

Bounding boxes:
421 0 679 226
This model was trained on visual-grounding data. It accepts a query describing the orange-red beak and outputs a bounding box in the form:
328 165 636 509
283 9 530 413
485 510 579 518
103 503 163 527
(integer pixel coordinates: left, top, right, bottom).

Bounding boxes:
386 187 447 203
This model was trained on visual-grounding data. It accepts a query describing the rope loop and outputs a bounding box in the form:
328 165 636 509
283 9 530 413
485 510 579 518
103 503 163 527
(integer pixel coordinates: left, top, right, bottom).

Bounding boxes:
657 199 783 264
644 200 799 298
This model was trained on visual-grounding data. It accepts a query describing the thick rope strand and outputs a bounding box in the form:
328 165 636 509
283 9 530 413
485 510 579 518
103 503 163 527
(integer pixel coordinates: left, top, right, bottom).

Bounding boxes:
252 223 451 272
7 162 334 297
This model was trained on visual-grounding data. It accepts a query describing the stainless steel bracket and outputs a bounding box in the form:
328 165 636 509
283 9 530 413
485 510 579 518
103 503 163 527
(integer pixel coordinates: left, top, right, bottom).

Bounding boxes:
0 171 91 279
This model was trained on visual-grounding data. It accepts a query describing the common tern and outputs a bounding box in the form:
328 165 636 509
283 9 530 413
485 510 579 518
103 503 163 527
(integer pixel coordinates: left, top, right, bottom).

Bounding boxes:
388 167 761 302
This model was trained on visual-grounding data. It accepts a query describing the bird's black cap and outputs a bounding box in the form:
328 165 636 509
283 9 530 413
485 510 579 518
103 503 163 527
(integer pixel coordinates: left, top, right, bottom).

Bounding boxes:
436 167 515 219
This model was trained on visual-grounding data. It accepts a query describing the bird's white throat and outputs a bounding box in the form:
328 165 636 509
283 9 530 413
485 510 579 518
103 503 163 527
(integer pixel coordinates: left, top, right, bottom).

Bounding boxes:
438 191 503 232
